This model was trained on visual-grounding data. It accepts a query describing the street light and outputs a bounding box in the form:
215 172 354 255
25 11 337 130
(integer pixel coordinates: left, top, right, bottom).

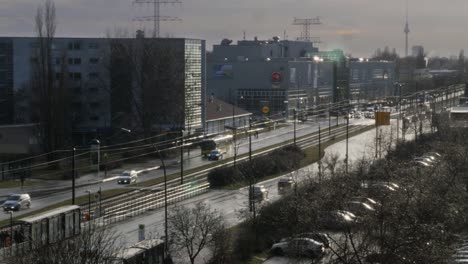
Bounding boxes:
293 109 297 145
180 130 184 185
90 139 100 180
156 148 169 263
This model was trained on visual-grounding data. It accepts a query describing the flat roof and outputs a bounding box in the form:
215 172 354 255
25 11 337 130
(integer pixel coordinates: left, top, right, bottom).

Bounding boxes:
19 205 80 223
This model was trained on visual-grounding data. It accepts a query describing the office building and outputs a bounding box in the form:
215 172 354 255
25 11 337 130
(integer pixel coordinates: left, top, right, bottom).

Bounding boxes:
207 37 334 118
0 36 205 145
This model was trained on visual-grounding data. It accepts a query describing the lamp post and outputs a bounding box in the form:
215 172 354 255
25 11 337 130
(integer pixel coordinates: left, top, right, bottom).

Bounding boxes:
156 149 169 263
71 148 76 205
345 102 349 173
90 139 100 180
249 117 252 162
318 122 322 181
180 130 184 185
293 109 297 145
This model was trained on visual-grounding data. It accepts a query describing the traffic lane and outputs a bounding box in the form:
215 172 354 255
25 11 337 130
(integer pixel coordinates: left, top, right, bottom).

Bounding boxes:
0 118 368 221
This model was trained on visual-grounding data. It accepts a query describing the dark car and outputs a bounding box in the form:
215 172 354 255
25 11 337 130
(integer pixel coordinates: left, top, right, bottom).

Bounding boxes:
207 149 223 161
281 232 331 248
277 177 295 194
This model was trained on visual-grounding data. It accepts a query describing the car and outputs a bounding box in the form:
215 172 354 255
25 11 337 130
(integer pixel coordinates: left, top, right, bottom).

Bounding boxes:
252 185 269 201
3 193 31 211
207 149 223 160
350 197 381 207
280 232 331 248
271 237 325 258
319 210 357 230
277 177 295 194
345 201 376 216
117 170 138 184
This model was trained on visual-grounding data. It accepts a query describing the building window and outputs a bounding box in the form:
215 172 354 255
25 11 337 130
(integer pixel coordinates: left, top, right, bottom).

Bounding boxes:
55 58 61 65
90 102 100 108
69 72 81 81
90 116 99 121
89 72 99 79
89 87 98 92
74 58 81 65
88 43 99 49
89 58 99 64
55 73 62 80
68 42 81 50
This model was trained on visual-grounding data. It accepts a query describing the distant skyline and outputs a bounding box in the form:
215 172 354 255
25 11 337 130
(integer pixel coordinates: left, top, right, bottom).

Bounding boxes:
2 0 468 57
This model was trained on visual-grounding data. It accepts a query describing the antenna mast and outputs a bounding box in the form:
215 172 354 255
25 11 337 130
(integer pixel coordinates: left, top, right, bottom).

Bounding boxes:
293 17 322 44
133 0 182 38
404 0 410 57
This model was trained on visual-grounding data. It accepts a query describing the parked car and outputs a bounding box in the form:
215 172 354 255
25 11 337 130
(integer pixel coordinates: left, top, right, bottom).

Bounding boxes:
117 170 138 184
271 237 325 258
350 197 381 207
277 177 295 194
3 193 31 211
252 185 269 201
345 201 376 216
319 210 357 230
280 232 331 248
207 149 223 161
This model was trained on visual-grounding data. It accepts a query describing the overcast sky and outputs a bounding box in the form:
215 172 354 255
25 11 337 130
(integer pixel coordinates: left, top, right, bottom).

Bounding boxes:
2 0 468 57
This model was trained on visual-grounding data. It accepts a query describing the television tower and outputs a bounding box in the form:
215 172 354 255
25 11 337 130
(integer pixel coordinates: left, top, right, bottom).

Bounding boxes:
293 17 322 44
133 0 182 38
404 0 410 57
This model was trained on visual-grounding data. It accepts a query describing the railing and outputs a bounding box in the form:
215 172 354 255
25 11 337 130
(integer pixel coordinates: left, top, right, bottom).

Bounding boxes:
83 181 210 228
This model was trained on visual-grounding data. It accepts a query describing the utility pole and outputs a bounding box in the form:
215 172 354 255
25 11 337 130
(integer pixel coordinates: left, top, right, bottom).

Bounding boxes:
318 122 322 181
328 103 331 136
72 148 76 205
293 109 297 145
157 149 169 263
133 0 182 38
180 130 184 184
345 107 349 173
249 118 252 162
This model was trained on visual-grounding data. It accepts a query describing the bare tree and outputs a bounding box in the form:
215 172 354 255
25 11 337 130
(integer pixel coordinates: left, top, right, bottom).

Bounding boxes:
168 202 226 264
32 0 73 155
107 34 189 138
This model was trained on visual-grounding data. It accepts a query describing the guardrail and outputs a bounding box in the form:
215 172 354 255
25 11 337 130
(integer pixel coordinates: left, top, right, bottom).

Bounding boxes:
83 181 210 228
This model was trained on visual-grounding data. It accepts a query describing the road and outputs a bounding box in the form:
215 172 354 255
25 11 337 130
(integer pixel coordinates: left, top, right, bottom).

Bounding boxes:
108 118 381 263
0 116 369 221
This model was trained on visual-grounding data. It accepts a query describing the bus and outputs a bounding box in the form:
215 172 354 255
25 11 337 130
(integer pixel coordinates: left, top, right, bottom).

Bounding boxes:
199 134 233 157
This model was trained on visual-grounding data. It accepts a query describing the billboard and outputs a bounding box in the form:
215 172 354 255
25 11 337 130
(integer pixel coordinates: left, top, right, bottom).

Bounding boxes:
213 64 233 79
375 111 391 126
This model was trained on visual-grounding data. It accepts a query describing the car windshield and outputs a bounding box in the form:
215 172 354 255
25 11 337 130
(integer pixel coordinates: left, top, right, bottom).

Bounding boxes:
7 195 20 201
122 172 130 176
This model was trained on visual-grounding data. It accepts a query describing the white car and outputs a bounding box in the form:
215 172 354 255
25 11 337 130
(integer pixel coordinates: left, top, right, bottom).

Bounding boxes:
117 170 138 184
271 237 325 258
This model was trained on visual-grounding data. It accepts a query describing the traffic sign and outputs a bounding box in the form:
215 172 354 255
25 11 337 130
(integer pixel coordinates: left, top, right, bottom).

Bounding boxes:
262 106 270 114
375 111 391 126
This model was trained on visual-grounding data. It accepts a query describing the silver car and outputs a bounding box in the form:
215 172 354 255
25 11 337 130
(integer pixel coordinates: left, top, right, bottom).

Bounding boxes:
3 193 31 211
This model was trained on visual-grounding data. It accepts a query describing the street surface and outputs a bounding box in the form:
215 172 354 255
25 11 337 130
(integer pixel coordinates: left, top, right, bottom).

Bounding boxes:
0 116 361 221
109 118 383 263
